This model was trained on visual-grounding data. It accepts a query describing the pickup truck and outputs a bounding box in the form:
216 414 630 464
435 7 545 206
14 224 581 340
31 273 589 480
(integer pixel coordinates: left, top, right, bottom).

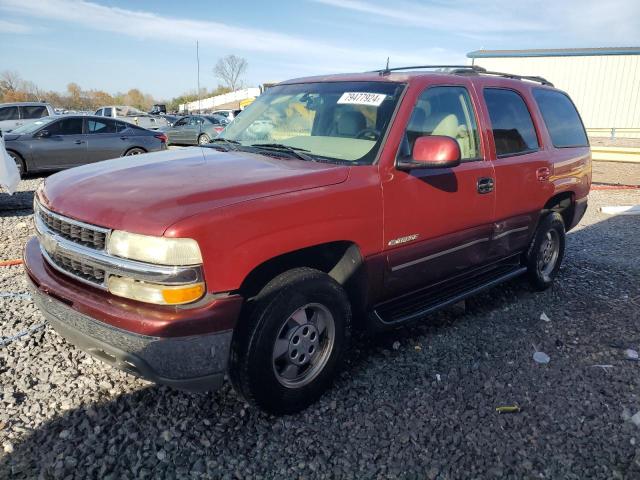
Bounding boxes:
25 65 591 414
94 105 168 130
0 102 56 133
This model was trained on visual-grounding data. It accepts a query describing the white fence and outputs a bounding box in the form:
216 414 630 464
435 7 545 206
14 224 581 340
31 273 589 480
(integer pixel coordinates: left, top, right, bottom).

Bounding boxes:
179 88 261 112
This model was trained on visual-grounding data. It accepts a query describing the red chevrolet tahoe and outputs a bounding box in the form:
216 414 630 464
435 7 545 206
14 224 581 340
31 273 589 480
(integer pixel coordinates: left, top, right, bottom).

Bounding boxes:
24 66 591 414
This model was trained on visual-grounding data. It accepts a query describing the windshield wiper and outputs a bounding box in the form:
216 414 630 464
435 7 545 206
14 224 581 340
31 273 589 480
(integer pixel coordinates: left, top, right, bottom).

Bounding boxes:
206 138 240 151
250 143 316 162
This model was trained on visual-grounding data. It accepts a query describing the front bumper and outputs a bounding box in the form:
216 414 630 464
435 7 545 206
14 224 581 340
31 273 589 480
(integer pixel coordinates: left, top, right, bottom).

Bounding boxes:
24 237 243 392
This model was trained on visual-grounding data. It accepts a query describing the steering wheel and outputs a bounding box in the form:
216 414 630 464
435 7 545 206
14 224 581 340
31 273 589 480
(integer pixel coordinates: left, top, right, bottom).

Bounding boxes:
355 128 381 141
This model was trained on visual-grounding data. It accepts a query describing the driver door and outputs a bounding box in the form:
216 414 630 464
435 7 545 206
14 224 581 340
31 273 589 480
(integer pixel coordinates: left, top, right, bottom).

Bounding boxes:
381 84 496 299
30 117 87 170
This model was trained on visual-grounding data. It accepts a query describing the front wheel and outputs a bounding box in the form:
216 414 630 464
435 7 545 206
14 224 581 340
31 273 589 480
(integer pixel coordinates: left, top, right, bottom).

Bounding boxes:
198 133 211 145
229 268 351 414
8 151 24 177
525 212 565 290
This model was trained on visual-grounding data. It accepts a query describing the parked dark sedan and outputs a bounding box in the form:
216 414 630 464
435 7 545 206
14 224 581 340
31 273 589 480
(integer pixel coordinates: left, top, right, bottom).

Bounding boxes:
163 115 228 146
4 115 167 176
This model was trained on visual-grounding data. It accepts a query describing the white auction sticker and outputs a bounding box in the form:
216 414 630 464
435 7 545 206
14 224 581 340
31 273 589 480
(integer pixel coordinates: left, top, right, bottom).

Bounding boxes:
337 92 386 106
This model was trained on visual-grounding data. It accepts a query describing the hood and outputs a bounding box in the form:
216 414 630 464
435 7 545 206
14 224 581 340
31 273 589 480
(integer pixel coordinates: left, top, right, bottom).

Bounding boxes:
2 134 20 141
40 147 350 236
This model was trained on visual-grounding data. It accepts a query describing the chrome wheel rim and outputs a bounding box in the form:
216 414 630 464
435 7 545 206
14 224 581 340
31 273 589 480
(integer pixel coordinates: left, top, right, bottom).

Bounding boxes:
272 303 335 388
126 149 143 156
537 230 559 281
198 134 210 145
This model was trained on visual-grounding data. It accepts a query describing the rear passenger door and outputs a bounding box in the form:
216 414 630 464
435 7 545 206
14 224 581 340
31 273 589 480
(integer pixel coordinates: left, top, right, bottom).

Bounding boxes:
480 87 552 260
382 85 496 298
85 118 125 162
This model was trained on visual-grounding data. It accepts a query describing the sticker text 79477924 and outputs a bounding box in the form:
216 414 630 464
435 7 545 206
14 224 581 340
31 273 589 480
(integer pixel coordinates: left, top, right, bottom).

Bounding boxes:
337 92 386 107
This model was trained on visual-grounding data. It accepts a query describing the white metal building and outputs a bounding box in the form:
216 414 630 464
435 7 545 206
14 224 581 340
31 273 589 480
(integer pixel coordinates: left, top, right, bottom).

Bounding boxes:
467 48 640 137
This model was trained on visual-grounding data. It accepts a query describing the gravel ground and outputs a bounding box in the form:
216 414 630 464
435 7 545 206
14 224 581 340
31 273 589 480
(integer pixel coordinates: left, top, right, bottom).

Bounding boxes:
1 170 640 479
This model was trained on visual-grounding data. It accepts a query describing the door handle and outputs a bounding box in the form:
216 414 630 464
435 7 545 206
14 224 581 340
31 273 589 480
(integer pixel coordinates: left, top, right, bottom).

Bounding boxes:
120 136 129 140
74 140 85 145
477 177 494 194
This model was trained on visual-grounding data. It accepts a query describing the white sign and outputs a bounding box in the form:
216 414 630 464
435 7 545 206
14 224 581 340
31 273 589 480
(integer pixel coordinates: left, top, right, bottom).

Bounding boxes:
337 92 386 107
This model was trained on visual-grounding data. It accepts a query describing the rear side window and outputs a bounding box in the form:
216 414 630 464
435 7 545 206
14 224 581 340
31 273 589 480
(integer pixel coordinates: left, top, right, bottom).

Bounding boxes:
484 89 539 157
88 119 117 134
0 106 19 121
533 89 588 148
104 107 113 117
21 105 48 119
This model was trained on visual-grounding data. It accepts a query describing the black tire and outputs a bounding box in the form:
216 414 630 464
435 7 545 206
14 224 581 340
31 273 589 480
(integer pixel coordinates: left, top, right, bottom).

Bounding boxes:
198 133 211 145
229 268 351 415
7 151 24 177
525 212 565 290
124 147 146 156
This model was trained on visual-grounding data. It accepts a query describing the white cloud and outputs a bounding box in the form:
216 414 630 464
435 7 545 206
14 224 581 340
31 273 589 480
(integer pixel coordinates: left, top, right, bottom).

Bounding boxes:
0 0 464 70
0 19 32 34
312 0 640 44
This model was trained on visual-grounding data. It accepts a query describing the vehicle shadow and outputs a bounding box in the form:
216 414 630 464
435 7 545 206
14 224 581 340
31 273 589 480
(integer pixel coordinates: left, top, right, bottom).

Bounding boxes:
2 212 639 478
0 189 34 218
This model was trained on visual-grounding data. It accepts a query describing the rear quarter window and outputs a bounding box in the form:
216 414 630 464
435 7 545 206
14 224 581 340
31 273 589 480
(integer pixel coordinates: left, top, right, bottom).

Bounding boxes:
483 88 539 157
21 105 48 119
533 89 588 148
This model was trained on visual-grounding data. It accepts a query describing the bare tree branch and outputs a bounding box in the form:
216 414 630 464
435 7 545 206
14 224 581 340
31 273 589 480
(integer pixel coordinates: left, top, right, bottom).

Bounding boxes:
213 55 248 92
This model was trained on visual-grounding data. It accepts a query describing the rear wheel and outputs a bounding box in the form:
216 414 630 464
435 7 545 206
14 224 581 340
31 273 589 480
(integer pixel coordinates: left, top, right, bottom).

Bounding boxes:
124 147 146 156
229 268 351 414
525 212 565 290
7 151 24 177
198 133 211 145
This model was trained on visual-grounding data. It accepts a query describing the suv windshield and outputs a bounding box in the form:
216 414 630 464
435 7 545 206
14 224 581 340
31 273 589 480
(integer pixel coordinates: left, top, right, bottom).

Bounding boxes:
218 81 405 164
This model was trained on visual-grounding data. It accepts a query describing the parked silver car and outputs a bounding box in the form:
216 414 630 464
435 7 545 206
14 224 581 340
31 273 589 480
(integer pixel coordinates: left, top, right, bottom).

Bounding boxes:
95 105 168 130
0 102 56 133
3 115 167 176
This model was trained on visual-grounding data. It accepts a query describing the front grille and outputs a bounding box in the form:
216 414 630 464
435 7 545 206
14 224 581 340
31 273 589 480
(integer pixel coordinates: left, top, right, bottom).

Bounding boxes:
37 204 107 250
49 250 106 286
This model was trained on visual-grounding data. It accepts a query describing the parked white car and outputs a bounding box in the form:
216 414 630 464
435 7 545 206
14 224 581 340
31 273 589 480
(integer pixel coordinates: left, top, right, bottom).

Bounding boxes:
95 105 168 130
0 102 56 134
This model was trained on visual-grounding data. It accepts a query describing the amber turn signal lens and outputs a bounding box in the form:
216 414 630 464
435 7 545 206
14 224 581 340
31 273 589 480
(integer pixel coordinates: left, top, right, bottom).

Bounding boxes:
161 284 205 305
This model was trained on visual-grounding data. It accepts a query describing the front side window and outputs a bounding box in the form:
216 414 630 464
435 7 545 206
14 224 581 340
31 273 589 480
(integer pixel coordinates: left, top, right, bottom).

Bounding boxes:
95 109 104 116
533 89 588 148
21 105 48 119
46 118 83 135
219 81 405 164
400 86 481 161
484 88 539 157
174 117 189 127
103 107 113 117
0 106 19 121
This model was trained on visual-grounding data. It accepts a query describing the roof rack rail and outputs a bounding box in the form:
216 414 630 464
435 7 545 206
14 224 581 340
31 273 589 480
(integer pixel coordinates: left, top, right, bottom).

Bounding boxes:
458 68 554 86
374 64 486 75
373 63 554 86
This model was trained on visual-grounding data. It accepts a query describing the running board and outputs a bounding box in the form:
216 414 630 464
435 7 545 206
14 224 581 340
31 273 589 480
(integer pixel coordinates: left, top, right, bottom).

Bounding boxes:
371 265 527 328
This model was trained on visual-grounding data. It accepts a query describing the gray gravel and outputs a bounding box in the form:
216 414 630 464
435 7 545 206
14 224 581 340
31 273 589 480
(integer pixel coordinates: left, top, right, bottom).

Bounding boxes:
1 173 640 479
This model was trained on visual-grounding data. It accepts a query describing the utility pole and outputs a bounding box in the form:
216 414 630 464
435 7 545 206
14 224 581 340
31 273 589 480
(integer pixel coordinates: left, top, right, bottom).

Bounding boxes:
196 40 201 113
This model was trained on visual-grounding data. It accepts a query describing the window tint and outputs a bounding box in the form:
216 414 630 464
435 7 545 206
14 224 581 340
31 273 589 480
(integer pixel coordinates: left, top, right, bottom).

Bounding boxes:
114 121 129 133
533 89 588 148
401 86 481 161
0 106 19 121
46 118 83 135
21 105 48 119
174 117 189 127
95 109 103 116
484 89 539 157
88 119 117 134
103 107 113 117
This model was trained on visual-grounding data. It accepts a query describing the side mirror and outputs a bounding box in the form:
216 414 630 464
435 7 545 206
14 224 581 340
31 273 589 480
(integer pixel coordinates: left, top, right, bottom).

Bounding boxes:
397 135 461 170
35 130 51 139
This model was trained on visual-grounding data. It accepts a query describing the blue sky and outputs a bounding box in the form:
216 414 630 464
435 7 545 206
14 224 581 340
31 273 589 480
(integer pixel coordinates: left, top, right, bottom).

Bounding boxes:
1 0 639 100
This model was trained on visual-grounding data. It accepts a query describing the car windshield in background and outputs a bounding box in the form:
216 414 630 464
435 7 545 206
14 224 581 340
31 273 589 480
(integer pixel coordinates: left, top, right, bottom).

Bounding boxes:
217 81 405 164
10 117 54 134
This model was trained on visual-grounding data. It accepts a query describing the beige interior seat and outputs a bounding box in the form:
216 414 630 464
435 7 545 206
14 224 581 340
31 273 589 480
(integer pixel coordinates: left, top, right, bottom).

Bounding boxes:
431 114 471 158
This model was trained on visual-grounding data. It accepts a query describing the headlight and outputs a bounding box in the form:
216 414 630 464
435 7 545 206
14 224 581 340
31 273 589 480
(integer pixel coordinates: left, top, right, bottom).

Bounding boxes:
107 231 203 266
